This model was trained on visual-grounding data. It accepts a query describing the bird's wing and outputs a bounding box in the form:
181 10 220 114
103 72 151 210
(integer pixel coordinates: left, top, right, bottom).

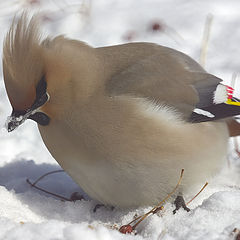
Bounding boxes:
105 48 222 120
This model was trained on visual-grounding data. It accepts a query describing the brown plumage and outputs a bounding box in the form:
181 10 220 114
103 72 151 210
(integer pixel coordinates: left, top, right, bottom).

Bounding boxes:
3 13 240 207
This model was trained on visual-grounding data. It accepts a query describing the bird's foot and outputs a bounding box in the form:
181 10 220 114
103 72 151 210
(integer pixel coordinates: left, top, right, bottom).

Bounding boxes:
93 204 114 213
119 169 185 234
173 195 190 214
70 192 85 201
172 182 209 214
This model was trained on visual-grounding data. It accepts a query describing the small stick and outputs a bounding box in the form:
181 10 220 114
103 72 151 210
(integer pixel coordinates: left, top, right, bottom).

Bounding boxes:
200 14 213 67
26 169 78 202
30 170 64 186
186 182 208 205
26 178 72 201
131 169 184 230
231 72 238 89
120 170 209 234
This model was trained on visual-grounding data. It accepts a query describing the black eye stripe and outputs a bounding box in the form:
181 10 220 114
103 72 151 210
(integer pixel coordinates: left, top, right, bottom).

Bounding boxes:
31 93 48 110
9 76 50 128
11 109 26 117
10 76 50 128
30 75 49 110
11 76 47 114
36 75 47 99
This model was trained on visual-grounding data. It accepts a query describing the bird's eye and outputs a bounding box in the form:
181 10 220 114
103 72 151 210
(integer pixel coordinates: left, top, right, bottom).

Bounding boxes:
29 112 50 126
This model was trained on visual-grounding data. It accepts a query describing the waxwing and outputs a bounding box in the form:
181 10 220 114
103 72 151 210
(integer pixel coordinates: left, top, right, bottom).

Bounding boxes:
3 14 240 208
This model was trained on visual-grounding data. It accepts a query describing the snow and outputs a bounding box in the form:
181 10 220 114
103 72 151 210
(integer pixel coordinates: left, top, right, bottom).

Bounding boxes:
1 0 240 239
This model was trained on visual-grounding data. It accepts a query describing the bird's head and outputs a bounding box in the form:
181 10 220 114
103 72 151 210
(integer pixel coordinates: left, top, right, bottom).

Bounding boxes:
3 13 96 132
3 14 52 132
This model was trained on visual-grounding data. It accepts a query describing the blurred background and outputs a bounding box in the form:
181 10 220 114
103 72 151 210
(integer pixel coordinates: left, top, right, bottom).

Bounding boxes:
0 0 240 166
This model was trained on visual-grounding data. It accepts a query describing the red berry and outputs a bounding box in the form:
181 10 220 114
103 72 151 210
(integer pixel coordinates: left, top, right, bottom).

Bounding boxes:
119 225 133 234
152 22 163 31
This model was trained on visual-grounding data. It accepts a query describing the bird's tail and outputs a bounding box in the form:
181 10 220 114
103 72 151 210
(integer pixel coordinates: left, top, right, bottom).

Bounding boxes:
213 84 240 106
190 84 240 123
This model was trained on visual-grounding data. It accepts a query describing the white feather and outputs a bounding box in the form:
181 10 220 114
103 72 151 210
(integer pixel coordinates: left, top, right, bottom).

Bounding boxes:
213 84 228 104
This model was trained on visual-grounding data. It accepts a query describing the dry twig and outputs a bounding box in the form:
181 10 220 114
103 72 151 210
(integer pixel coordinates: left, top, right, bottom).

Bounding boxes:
119 169 184 234
200 14 213 67
26 170 84 202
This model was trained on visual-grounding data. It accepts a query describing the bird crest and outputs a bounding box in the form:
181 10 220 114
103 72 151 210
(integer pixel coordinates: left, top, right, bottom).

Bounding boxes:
3 13 44 110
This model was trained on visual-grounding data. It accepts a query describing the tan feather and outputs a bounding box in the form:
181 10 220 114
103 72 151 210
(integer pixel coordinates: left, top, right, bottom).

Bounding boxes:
3 13 43 110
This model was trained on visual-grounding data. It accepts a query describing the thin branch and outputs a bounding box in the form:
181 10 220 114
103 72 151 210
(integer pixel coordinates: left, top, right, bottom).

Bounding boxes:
186 182 208 205
30 170 64 186
200 14 213 67
26 178 72 201
132 169 184 229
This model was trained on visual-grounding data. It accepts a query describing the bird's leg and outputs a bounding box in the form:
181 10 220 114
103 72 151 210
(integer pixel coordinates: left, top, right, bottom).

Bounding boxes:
93 204 104 212
172 182 208 214
93 204 115 212
173 195 190 214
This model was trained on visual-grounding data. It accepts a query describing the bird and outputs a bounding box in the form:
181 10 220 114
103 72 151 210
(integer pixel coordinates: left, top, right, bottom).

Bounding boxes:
3 13 240 208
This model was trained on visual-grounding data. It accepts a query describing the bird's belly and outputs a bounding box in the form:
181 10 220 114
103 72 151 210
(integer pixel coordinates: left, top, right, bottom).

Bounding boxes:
50 143 228 208
38 121 228 208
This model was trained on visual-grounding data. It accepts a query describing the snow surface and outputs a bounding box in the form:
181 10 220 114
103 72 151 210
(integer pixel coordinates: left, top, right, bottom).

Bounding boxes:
1 0 240 239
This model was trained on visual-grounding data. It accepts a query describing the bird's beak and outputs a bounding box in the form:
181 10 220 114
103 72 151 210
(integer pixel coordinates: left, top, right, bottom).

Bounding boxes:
6 93 50 132
7 109 36 132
